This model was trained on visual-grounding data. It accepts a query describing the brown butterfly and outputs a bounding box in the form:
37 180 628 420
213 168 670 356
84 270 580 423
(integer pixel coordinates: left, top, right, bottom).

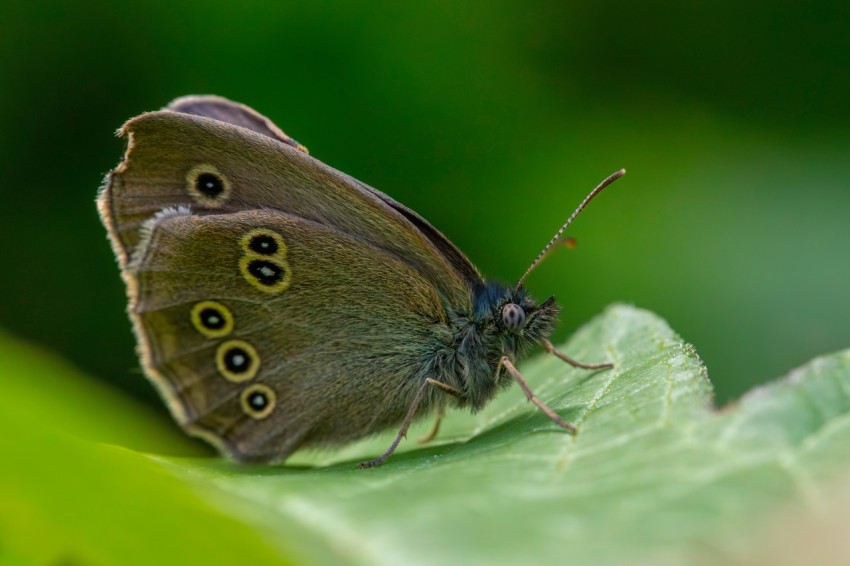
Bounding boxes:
98 95 623 467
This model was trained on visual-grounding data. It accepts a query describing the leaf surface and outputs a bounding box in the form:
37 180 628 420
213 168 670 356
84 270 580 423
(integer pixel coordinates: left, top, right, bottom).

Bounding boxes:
2 305 848 565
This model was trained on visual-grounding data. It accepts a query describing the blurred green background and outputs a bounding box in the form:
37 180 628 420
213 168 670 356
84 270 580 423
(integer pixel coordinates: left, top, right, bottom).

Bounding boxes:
1 0 847 426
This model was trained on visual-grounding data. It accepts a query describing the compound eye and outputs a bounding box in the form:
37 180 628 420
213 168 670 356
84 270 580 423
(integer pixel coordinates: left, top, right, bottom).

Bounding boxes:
501 303 526 332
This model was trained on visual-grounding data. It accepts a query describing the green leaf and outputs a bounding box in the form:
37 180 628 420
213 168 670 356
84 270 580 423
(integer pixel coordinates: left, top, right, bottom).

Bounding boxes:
2 306 849 565
0 327 207 456
0 329 291 565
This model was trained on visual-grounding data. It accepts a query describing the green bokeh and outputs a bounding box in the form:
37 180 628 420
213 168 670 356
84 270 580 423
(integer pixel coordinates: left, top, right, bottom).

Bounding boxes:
1 0 847 418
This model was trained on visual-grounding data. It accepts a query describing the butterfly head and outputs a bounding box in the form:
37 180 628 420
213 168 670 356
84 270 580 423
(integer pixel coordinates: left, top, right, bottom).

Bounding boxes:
474 283 558 351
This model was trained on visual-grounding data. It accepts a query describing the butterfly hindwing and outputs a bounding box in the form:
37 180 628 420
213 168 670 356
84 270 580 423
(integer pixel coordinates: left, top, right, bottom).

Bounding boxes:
128 207 451 462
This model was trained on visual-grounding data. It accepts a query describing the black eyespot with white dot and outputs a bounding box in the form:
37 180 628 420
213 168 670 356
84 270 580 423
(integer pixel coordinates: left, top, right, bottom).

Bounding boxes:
239 232 291 293
190 300 234 338
186 165 231 205
240 384 276 419
247 259 286 286
215 340 260 382
239 229 287 259
199 307 226 330
196 172 224 199
247 234 280 256
248 391 268 410
223 345 252 374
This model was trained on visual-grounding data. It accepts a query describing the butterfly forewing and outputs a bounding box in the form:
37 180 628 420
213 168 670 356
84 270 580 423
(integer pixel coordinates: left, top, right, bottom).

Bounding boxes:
101 109 475 306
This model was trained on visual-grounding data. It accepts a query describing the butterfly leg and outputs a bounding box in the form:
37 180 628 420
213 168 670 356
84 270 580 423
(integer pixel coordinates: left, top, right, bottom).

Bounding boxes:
425 377 462 397
418 406 444 444
541 338 613 370
359 378 453 468
498 356 577 433
417 378 461 444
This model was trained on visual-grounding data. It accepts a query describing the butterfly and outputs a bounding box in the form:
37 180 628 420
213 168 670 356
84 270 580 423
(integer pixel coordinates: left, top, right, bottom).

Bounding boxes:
98 95 623 467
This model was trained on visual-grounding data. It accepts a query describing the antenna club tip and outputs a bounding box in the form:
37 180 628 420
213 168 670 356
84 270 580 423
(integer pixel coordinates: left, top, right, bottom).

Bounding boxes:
618 168 626 175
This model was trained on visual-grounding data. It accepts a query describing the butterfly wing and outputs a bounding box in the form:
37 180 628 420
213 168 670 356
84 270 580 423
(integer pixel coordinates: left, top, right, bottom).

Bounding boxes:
98 98 483 462
126 207 452 462
165 95 310 150
99 99 482 307
164 95 483 285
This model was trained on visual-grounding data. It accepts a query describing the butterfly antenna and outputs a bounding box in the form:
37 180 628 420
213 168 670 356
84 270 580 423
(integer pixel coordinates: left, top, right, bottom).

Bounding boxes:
514 169 626 294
